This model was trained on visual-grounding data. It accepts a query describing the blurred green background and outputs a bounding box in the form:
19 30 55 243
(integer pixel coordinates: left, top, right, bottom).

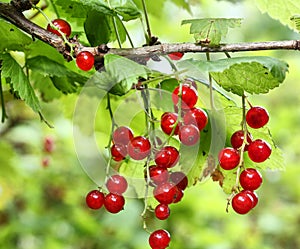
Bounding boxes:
0 0 300 249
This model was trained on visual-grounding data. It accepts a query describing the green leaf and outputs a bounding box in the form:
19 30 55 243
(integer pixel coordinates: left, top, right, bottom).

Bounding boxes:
0 18 32 52
110 0 141 21
0 53 40 113
178 56 289 96
254 0 300 31
93 54 148 96
291 15 300 32
181 18 242 45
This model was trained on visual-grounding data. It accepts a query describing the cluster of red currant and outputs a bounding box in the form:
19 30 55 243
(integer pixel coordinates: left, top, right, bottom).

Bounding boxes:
218 105 271 214
46 19 95 71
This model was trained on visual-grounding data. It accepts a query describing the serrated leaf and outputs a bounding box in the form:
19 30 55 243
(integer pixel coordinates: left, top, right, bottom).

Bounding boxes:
181 18 242 45
254 0 300 31
110 0 141 21
291 15 300 32
0 53 40 113
93 54 148 96
0 18 32 52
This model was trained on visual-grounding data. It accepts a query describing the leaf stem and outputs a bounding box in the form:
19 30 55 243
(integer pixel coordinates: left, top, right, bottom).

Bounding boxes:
0 69 8 123
206 52 215 110
116 15 135 48
141 0 152 43
112 16 122 48
48 0 60 19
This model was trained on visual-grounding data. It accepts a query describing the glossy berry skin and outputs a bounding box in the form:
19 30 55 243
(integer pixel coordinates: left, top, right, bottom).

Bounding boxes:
170 171 188 190
154 182 178 204
86 190 105 210
248 139 272 163
106 175 128 195
246 106 269 129
239 168 263 191
149 165 169 185
47 19 71 37
111 144 127 161
231 191 253 214
104 193 125 213
168 52 184 60
172 84 198 109
127 136 151 160
155 146 180 168
218 147 240 170
76 51 95 71
230 130 253 151
173 187 184 203
160 112 179 135
155 204 170 220
149 229 171 249
112 126 134 146
241 190 258 208
179 124 200 146
183 107 208 131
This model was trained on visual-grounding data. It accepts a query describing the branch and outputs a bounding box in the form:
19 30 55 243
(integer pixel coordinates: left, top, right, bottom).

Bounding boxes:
0 1 300 60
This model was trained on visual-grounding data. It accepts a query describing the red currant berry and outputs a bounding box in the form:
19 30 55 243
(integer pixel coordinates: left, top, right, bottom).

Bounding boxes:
179 124 200 146
104 193 125 213
160 112 179 135
230 130 253 151
154 182 178 204
85 190 105 210
168 52 184 60
155 204 170 220
173 187 184 203
239 168 263 191
47 19 71 37
169 171 188 190
218 147 240 170
241 190 258 208
149 229 171 249
246 106 269 129
127 136 151 160
76 51 95 71
155 146 180 168
43 136 55 153
172 84 198 109
231 191 253 214
106 175 128 195
183 107 208 131
149 165 169 185
248 139 272 163
112 126 134 146
111 144 127 161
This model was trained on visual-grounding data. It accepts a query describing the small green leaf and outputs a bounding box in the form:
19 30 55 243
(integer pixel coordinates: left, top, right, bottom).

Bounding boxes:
110 0 141 21
181 18 242 45
93 54 148 96
0 18 32 52
0 53 40 113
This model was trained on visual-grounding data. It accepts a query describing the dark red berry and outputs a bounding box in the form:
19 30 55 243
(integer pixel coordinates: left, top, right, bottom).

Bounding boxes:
172 84 198 109
47 19 71 37
241 190 258 208
183 107 208 131
246 106 269 129
149 229 171 249
239 168 263 191
173 187 184 203
231 191 253 214
218 147 240 170
111 144 127 161
86 190 105 210
179 124 200 146
248 139 272 163
168 52 184 60
155 146 180 168
154 182 178 204
127 136 151 160
104 193 125 213
76 51 95 71
106 175 128 195
155 204 170 220
112 126 134 146
160 112 179 135
149 165 169 185
170 171 188 190
230 130 253 151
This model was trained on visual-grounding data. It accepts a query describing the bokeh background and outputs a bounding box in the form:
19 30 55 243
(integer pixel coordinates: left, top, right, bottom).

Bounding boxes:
0 0 299 248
